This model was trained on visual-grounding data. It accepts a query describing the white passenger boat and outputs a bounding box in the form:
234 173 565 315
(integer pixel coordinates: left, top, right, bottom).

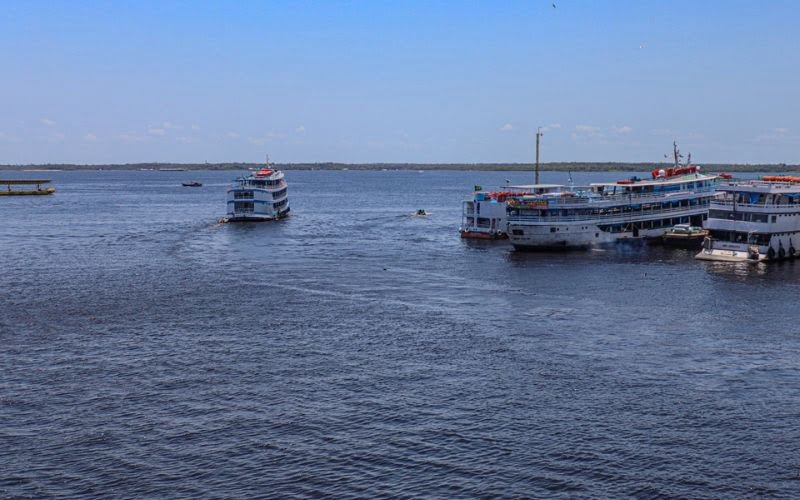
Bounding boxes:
224 158 289 222
507 144 718 250
696 176 800 262
460 184 570 239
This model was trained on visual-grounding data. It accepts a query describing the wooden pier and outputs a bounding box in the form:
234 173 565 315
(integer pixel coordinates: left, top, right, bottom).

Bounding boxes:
0 179 56 196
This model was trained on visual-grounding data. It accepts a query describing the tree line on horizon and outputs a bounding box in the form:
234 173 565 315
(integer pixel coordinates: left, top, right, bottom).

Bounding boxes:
0 161 797 172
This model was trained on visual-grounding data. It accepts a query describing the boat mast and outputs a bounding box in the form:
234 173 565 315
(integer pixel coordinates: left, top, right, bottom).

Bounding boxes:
672 141 680 169
535 127 542 185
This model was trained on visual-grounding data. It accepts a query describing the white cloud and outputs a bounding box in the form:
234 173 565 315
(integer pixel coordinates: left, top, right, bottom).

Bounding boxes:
41 118 56 127
119 133 144 142
176 136 195 144
0 132 21 143
248 132 286 145
295 125 306 134
84 133 98 142
574 124 600 134
226 132 240 139
756 128 797 144
499 123 514 132
573 124 603 138
191 124 200 130
613 125 633 134
148 127 166 136
49 132 66 142
541 123 561 132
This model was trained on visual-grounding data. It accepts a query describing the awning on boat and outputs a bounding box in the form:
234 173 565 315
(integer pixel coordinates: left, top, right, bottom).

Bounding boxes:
0 179 51 185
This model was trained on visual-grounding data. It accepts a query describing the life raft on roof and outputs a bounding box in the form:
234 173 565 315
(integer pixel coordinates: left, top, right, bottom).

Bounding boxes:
255 168 274 177
762 175 800 183
651 165 701 179
487 191 530 202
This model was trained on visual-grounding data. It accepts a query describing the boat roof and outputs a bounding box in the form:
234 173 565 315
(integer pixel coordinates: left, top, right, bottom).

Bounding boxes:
0 179 51 185
717 180 800 194
506 184 567 190
590 173 716 188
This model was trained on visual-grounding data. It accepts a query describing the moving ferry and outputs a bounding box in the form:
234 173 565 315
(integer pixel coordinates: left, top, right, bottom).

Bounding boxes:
507 145 718 250
460 184 570 239
696 176 800 262
224 158 289 222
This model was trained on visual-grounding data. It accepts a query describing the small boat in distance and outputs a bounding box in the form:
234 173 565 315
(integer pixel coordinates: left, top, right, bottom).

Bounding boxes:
223 156 289 222
662 224 708 248
0 179 56 196
182 181 202 187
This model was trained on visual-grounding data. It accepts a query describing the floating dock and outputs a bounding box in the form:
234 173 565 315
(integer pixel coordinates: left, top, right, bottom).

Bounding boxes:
0 179 56 196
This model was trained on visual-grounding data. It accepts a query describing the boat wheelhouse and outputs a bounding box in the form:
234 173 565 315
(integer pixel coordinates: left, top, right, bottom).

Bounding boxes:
696 176 800 262
460 184 570 239
225 159 289 222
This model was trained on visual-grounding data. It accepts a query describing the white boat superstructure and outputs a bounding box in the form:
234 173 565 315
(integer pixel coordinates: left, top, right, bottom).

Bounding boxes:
507 169 718 250
460 184 570 239
696 177 800 262
225 159 290 222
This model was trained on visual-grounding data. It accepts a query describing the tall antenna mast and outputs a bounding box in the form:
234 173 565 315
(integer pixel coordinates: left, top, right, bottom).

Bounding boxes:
535 127 543 185
672 141 679 169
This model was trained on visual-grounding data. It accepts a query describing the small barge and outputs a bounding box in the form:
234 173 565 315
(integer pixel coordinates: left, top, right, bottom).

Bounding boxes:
661 224 708 248
0 179 55 196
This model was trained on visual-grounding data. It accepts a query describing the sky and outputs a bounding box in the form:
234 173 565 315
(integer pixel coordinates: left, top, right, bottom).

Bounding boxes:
1 0 799 164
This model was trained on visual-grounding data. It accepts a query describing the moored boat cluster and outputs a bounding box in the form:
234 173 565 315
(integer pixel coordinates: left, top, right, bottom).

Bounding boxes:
460 144 800 263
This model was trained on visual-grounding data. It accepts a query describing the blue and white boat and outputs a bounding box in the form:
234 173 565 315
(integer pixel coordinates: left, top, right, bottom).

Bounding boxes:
507 144 719 250
224 158 290 222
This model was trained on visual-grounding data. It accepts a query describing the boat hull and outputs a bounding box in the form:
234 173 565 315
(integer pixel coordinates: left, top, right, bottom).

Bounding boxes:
695 249 765 262
223 208 290 223
508 222 674 250
0 188 55 196
661 233 708 249
459 230 507 240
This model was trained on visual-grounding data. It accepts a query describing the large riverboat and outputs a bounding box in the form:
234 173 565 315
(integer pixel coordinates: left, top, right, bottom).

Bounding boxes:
506 145 718 250
224 159 289 222
696 176 800 262
460 184 570 239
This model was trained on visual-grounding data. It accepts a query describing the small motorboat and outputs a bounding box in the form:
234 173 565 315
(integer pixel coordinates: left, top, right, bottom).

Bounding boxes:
662 224 708 248
182 181 202 187
415 209 428 216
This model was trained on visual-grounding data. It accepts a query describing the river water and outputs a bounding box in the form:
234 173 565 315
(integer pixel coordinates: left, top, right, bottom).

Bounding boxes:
2 170 800 497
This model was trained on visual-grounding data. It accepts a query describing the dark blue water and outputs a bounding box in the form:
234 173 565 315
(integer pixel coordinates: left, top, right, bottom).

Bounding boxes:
2 170 800 498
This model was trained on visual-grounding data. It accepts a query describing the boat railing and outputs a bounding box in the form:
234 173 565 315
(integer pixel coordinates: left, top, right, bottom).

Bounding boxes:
513 186 717 208
711 200 800 210
508 204 706 223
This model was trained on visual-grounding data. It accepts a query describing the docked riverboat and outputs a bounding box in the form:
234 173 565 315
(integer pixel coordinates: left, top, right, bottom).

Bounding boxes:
506 145 718 250
696 176 800 262
224 159 289 222
460 184 570 239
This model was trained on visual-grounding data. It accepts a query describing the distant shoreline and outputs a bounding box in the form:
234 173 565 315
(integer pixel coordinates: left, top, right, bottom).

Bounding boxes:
0 162 797 172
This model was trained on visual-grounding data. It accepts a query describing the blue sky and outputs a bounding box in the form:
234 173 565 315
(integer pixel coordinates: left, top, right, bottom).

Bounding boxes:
1 0 798 164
